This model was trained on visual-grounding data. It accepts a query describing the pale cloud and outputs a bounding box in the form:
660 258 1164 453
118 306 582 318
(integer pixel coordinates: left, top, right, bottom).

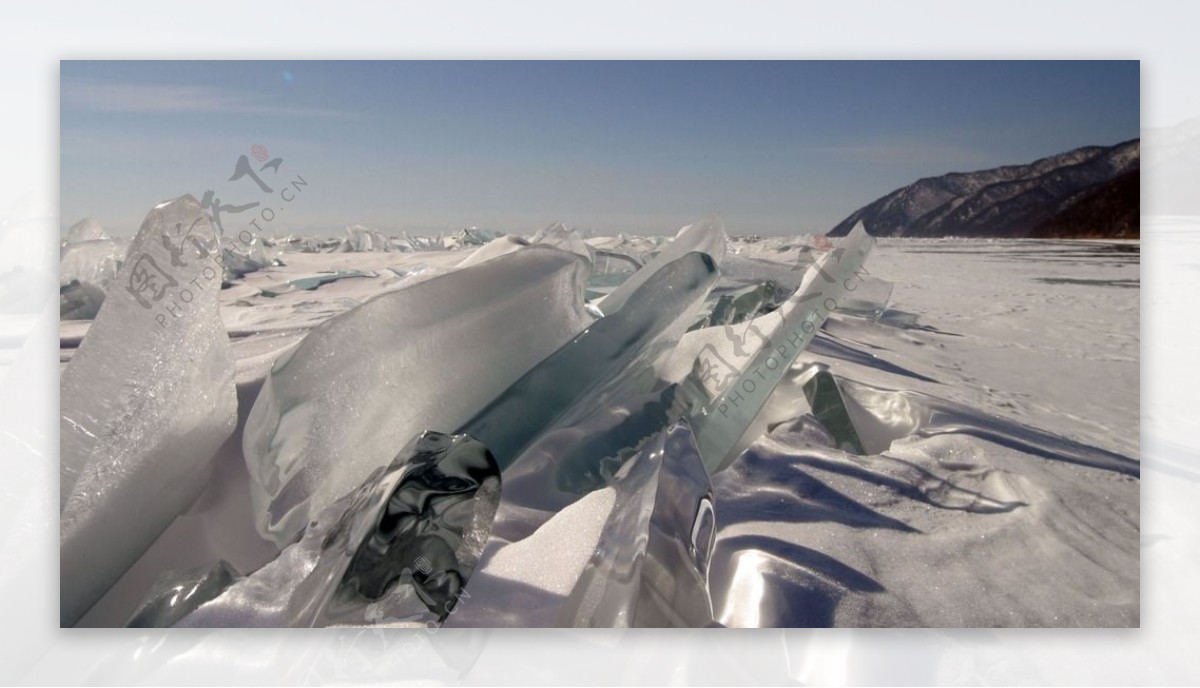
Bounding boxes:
61 76 353 118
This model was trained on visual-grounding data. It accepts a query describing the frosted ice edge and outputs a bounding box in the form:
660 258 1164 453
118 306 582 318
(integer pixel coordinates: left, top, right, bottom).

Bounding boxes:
243 245 592 546
59 195 237 627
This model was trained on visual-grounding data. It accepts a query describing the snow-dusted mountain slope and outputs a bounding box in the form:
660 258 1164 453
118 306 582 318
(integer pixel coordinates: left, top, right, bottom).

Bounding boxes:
828 140 1139 238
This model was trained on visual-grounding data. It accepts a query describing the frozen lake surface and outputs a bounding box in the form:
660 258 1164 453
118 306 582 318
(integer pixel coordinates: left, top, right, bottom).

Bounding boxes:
59 225 1140 628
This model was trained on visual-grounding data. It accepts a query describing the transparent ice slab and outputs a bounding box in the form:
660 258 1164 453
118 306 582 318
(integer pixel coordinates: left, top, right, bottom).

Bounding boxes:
344 224 390 252
58 238 132 319
634 421 716 627
448 422 716 627
691 280 785 331
582 248 644 300
460 241 725 530
835 377 1141 476
65 217 108 243
445 252 722 622
179 431 500 627
680 224 875 472
598 218 726 315
459 227 501 247
243 246 593 546
593 248 642 275
400 231 448 252
531 222 595 264
559 421 717 627
59 195 237 626
801 363 867 454
59 238 129 287
721 253 813 293
555 421 665 627
839 276 894 321
221 229 277 280
457 250 719 470
710 282 781 327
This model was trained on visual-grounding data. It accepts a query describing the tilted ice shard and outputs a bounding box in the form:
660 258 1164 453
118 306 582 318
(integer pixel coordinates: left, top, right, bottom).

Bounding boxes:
441 250 721 575
531 222 594 264
583 249 646 301
65 217 108 243
344 224 391 252
452 422 716 628
458 227 501 247
598 217 727 315
221 229 274 279
545 386 680 498
634 421 716 627
557 421 717 627
681 223 875 472
179 431 500 627
126 560 240 628
721 253 813 293
58 238 131 319
592 248 642 275
244 246 592 546
273 234 323 253
483 388 676 528
456 235 531 268
400 231 447 252
59 195 237 626
483 387 680 549
455 254 721 597
458 250 719 469
802 363 867 454
708 283 772 327
839 276 893 321
691 281 786 331
556 423 664 627
59 239 129 287
835 377 1141 476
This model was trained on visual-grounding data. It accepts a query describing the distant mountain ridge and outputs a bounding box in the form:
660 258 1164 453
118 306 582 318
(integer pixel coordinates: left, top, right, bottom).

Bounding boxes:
827 139 1139 238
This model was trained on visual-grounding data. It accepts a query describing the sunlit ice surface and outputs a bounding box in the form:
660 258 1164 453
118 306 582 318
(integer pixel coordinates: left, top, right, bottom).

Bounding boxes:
57 210 1140 629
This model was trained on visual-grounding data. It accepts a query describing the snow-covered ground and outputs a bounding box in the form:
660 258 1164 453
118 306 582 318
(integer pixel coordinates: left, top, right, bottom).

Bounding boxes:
58 227 1140 628
710 238 1139 627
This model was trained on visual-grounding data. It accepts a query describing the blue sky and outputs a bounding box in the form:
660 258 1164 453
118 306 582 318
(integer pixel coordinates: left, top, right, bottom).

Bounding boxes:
60 60 1140 236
